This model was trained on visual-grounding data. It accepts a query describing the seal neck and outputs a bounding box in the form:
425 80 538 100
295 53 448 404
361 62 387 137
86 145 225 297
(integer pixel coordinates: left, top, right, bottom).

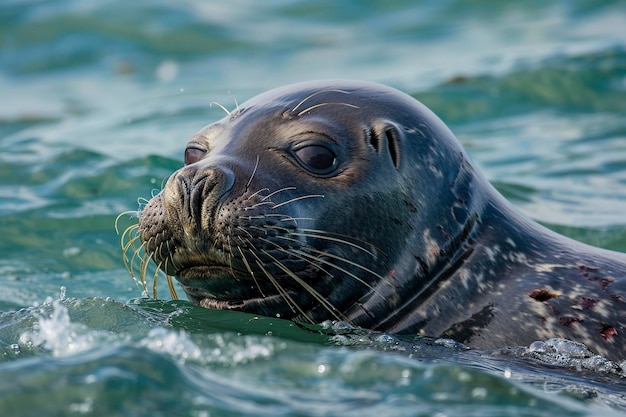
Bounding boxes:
343 155 490 332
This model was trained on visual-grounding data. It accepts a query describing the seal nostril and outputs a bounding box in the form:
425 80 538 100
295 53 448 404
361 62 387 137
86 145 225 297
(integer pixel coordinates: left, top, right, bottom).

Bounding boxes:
185 166 235 228
367 124 401 169
367 127 381 152
385 127 401 169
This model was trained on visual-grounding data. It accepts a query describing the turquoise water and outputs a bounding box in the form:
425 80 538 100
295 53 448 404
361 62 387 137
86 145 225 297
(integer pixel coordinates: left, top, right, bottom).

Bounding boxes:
2 0 626 415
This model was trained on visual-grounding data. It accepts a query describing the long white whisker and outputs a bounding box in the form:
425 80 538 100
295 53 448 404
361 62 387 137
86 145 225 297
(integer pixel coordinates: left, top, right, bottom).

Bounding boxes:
254 233 379 295
228 90 240 116
291 89 351 113
247 251 313 323
237 245 266 298
259 248 346 322
271 194 324 209
245 187 270 201
296 248 382 292
260 187 297 201
297 102 359 117
277 228 377 257
245 155 260 191
210 101 231 116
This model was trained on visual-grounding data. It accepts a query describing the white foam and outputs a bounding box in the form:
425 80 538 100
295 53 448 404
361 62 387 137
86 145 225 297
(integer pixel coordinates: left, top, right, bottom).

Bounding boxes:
140 327 202 363
20 299 96 356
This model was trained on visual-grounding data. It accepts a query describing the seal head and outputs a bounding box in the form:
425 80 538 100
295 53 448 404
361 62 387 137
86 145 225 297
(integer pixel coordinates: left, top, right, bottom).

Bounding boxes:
138 80 626 361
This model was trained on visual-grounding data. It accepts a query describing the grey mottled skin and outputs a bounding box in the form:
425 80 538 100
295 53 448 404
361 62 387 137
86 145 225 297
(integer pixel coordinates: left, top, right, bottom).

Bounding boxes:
138 80 626 361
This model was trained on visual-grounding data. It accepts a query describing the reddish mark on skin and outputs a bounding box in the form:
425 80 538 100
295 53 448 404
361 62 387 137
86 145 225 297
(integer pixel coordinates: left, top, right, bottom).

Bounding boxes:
578 296 599 311
600 324 617 341
385 269 400 288
577 264 614 290
577 265 600 273
588 277 614 291
559 316 583 326
529 289 559 302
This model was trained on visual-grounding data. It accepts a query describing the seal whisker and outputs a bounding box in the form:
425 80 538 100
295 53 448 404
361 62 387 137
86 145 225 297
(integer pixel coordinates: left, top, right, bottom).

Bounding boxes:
255 236 335 280
243 213 307 220
246 201 276 210
225 232 235 275
114 211 139 235
210 101 231 116
138 245 152 296
165 240 181 276
123 238 148 293
121 226 142 254
119 225 137 258
260 186 297 201
245 155 260 191
273 227 379 257
292 248 380 293
237 244 266 298
298 228 384 254
228 91 241 117
297 102 359 117
166 274 179 300
119 222 139 242
253 233 373 304
271 194 324 209
123 233 145 276
291 89 351 113
276 216 314 226
245 187 271 201
260 224 380 258
248 252 313 323
121 234 142 277
259 248 346 323
235 227 254 242
152 261 163 299
309 246 384 281
139 195 153 206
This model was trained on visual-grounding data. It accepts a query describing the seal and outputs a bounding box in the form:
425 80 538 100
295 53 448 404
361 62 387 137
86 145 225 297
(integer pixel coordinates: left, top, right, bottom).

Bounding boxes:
136 80 626 361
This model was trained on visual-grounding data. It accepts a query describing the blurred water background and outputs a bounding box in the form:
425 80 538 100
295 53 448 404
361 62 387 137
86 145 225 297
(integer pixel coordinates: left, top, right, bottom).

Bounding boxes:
2 1 626 416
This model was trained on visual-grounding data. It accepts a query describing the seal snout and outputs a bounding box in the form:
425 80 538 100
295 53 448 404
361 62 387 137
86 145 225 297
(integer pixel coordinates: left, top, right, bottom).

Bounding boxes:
166 164 236 231
137 163 236 275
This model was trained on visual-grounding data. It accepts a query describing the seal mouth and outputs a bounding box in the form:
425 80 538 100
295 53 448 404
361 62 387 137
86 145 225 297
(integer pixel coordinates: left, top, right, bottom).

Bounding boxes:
173 257 328 319
174 263 289 306
181 283 289 310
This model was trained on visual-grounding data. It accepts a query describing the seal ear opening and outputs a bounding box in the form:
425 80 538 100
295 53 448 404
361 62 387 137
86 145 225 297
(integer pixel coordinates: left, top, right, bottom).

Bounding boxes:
367 122 401 170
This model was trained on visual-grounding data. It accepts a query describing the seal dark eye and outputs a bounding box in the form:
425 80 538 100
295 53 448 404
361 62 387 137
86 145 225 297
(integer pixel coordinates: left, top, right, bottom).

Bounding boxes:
185 147 206 165
293 144 337 175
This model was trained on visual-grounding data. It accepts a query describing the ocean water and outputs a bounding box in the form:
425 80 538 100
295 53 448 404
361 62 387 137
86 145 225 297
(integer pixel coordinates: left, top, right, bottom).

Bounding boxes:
2 1 626 415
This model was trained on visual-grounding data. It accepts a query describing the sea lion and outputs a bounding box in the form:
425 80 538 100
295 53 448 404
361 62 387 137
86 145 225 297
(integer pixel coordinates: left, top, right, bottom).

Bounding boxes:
136 80 626 361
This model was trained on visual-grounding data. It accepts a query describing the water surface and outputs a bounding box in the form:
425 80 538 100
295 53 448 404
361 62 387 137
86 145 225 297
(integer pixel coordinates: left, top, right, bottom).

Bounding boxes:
2 1 626 415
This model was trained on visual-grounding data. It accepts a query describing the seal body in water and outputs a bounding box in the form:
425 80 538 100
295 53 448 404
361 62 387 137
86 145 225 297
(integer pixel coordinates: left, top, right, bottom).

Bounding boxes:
137 80 626 361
